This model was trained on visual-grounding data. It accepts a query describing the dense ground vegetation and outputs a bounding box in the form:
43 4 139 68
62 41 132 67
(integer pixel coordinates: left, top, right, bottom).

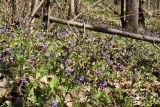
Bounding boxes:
0 0 160 107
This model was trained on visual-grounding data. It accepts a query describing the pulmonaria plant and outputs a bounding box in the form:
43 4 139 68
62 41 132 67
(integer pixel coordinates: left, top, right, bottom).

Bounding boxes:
0 57 5 62
97 81 108 89
0 28 8 34
18 17 27 24
64 66 73 76
9 56 15 63
79 75 84 81
52 100 57 107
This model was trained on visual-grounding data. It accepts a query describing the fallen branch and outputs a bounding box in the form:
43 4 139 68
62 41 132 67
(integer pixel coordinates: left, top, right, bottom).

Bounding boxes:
48 16 160 43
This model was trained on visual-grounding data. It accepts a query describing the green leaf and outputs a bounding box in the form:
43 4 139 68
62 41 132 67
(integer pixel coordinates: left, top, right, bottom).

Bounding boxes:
50 75 58 90
29 95 37 103
56 95 61 103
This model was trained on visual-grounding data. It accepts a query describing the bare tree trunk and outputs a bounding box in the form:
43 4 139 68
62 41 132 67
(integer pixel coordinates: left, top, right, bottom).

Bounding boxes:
46 0 51 33
68 0 75 19
126 0 139 32
146 0 151 10
114 0 120 5
139 0 145 28
75 0 80 15
120 0 126 28
157 0 160 14
11 0 16 23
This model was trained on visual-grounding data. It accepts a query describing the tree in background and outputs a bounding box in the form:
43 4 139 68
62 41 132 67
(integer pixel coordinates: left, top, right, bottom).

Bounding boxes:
68 0 81 19
125 0 139 32
120 0 126 28
139 0 145 28
114 0 120 5
68 0 75 19
75 0 80 15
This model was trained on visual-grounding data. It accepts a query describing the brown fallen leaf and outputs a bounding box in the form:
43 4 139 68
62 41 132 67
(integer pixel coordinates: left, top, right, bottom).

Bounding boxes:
120 81 132 88
64 93 73 107
40 75 52 84
0 87 8 98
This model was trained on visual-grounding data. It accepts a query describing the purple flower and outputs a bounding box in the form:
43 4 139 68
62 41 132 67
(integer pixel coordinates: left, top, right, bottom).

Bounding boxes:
43 22 47 27
65 67 73 75
48 32 53 36
97 81 108 89
97 71 102 76
52 100 57 107
131 62 135 66
0 28 7 34
130 72 134 78
68 40 75 47
119 64 125 71
126 45 133 51
90 55 97 62
10 33 16 38
35 32 43 37
40 44 46 49
126 52 131 56
19 17 27 24
53 42 57 46
141 53 146 59
19 75 27 88
56 32 62 36
9 56 15 63
108 41 113 46
144 49 150 54
107 57 113 65
79 75 84 81
6 48 12 52
21 27 30 33
60 55 67 62
0 57 5 62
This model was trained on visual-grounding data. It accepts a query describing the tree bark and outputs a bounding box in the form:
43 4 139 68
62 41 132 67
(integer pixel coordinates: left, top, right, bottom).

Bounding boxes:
68 0 75 19
126 0 139 32
75 0 80 15
11 0 16 23
114 0 120 5
120 0 126 28
139 0 145 28
157 0 160 14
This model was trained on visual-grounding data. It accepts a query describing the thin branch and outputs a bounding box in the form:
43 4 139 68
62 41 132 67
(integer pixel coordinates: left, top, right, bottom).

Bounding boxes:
71 0 101 21
153 42 160 50
28 0 45 24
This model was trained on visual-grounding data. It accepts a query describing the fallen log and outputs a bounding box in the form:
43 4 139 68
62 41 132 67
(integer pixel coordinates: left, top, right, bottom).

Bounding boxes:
48 16 160 43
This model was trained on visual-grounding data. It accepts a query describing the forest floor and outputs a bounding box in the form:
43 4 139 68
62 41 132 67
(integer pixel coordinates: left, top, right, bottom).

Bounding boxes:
0 0 160 107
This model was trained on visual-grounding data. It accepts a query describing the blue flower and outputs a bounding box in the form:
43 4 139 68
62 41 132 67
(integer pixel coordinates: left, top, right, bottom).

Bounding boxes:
52 100 57 107
79 75 84 81
0 57 5 62
9 56 15 63
68 40 75 47
48 32 53 36
10 33 16 38
19 17 27 24
97 81 108 89
107 57 113 65
35 32 43 37
40 44 46 49
21 27 30 33
43 22 47 27
0 28 7 34
144 49 150 54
